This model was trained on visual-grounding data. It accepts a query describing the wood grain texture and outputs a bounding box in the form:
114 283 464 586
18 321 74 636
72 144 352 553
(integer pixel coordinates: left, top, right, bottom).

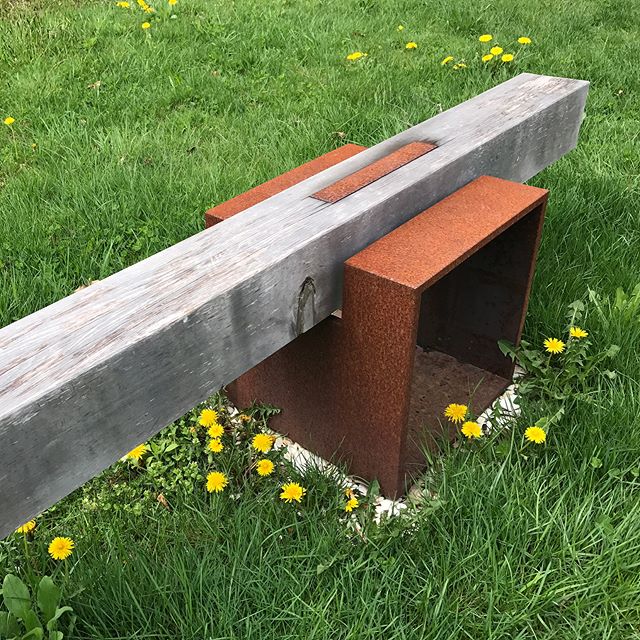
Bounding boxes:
0 73 589 538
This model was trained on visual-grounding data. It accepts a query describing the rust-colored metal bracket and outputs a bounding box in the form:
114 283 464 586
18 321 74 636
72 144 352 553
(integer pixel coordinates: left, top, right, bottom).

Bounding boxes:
205 145 548 496
205 145 367 227
311 141 436 203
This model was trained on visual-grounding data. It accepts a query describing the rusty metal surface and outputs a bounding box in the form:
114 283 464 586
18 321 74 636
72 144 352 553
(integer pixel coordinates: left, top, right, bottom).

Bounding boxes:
417 200 546 378
311 141 436 204
404 349 509 477
346 176 547 290
205 144 367 227
228 320 510 494
207 164 547 496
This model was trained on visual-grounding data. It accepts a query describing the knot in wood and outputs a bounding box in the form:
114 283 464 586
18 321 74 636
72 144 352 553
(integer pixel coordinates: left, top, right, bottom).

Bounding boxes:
295 277 316 336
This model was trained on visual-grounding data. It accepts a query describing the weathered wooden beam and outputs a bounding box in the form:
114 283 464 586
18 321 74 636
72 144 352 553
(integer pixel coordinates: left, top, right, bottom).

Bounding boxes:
0 73 588 538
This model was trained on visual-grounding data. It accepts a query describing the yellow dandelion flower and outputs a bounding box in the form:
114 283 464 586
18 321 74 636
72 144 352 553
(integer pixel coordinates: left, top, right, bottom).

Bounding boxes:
280 482 306 503
479 34 493 42
207 438 224 453
168 0 177 4
441 55 454 65
48 537 75 561
405 42 418 50
199 408 219 427
461 421 482 439
482 53 494 62
518 36 532 45
544 337 565 354
4 117 15 126
490 46 503 55
345 496 359 512
16 520 36 534
501 53 514 62
570 326 588 339
252 433 275 453
207 422 224 439
141 21 151 29
346 51 366 61
115 1 130 7
125 444 149 461
239 414 251 422
453 62 467 69
444 403 468 424
206 471 228 493
524 426 546 444
256 459 275 476
397 25 405 31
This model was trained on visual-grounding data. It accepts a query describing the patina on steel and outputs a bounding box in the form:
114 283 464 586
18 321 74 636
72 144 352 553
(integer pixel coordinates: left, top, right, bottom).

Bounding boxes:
311 141 436 203
205 144 367 227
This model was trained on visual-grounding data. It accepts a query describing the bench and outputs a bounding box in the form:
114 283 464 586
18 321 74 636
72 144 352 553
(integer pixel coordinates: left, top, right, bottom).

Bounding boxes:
0 73 589 538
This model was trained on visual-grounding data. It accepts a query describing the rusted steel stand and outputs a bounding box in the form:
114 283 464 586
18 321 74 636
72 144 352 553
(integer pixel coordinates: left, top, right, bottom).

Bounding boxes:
206 145 547 496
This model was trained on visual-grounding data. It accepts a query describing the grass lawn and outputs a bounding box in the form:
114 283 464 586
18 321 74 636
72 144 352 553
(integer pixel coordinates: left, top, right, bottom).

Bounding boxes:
1 0 640 638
